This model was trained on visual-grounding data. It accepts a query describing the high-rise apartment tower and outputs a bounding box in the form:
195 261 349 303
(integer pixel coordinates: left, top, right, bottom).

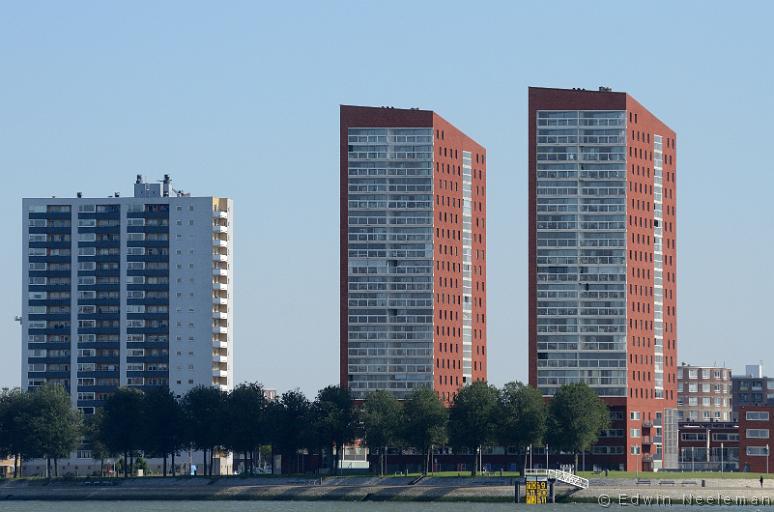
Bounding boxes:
529 87 678 471
22 176 233 413
341 105 487 401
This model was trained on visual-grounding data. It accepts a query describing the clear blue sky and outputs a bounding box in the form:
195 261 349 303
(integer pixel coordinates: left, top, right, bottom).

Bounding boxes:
1 1 772 395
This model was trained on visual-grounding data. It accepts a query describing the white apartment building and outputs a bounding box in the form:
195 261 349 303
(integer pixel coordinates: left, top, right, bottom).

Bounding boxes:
22 175 233 413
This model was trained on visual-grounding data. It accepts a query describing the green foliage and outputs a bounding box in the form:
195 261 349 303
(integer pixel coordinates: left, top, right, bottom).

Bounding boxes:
181 385 227 476
312 385 357 474
141 387 185 474
546 383 609 458
402 388 447 473
448 381 500 451
267 389 312 462
28 384 82 462
497 381 547 452
360 390 403 452
0 388 38 462
100 387 145 476
225 382 268 473
182 386 226 451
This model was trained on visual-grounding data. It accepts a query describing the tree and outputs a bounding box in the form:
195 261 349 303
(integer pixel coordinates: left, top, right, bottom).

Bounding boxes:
182 386 227 476
402 388 447 475
225 383 268 474
267 389 311 474
313 385 357 475
448 381 499 475
141 387 185 476
100 388 145 477
85 410 112 476
28 384 82 477
360 390 402 476
0 388 37 477
497 381 547 473
546 383 610 470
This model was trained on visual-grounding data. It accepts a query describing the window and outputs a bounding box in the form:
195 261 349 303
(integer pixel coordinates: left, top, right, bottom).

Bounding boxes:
747 447 768 456
746 411 770 421
688 369 698 379
746 429 770 439
630 428 641 438
630 411 640 420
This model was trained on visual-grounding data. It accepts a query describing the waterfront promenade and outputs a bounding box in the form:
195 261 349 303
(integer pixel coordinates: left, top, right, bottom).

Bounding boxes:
3 475 774 503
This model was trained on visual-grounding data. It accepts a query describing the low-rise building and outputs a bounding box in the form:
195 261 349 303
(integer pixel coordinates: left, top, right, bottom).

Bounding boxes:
732 365 774 422
738 405 774 473
678 421 739 471
677 364 732 422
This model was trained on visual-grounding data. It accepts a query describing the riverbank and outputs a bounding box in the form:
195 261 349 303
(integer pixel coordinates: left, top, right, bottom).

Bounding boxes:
3 476 774 503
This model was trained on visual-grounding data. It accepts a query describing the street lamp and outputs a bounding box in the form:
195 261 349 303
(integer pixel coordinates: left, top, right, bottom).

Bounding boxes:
545 443 549 470
720 442 724 474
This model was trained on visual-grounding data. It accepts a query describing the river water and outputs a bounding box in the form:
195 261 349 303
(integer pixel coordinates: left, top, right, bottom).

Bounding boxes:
0 502 767 511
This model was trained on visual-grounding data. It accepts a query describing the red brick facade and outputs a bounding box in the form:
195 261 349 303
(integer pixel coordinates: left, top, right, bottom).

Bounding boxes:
739 405 774 473
340 105 486 402
528 88 677 471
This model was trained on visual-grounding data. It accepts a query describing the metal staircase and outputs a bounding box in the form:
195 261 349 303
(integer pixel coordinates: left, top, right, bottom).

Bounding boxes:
524 468 589 489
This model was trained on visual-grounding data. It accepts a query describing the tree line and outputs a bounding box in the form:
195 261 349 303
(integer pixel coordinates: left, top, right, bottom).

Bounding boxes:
0 380 610 477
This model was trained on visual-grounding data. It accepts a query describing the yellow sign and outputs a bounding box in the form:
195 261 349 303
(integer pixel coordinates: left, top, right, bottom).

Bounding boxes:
525 478 548 505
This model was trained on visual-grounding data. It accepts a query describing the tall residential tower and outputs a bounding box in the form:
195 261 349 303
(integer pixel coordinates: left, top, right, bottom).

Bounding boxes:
22 176 233 413
341 105 487 401
529 87 678 471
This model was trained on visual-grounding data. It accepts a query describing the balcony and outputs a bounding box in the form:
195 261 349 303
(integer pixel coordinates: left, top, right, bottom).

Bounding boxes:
212 296 228 306
212 238 228 248
212 325 228 335
212 339 228 349
212 267 228 277
213 282 228 291
212 252 228 262
212 354 228 364
212 311 228 320
213 210 228 219
212 224 227 234
211 368 228 378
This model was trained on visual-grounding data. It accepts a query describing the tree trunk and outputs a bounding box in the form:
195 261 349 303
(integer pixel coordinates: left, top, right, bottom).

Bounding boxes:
46 457 51 479
172 451 176 477
209 446 215 476
13 454 18 478
54 457 59 477
124 451 128 477
202 448 207 477
574 452 579 473
163 454 167 477
472 449 478 476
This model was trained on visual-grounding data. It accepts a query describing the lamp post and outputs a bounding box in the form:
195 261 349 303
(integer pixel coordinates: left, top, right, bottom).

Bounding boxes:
546 443 549 470
720 442 724 474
